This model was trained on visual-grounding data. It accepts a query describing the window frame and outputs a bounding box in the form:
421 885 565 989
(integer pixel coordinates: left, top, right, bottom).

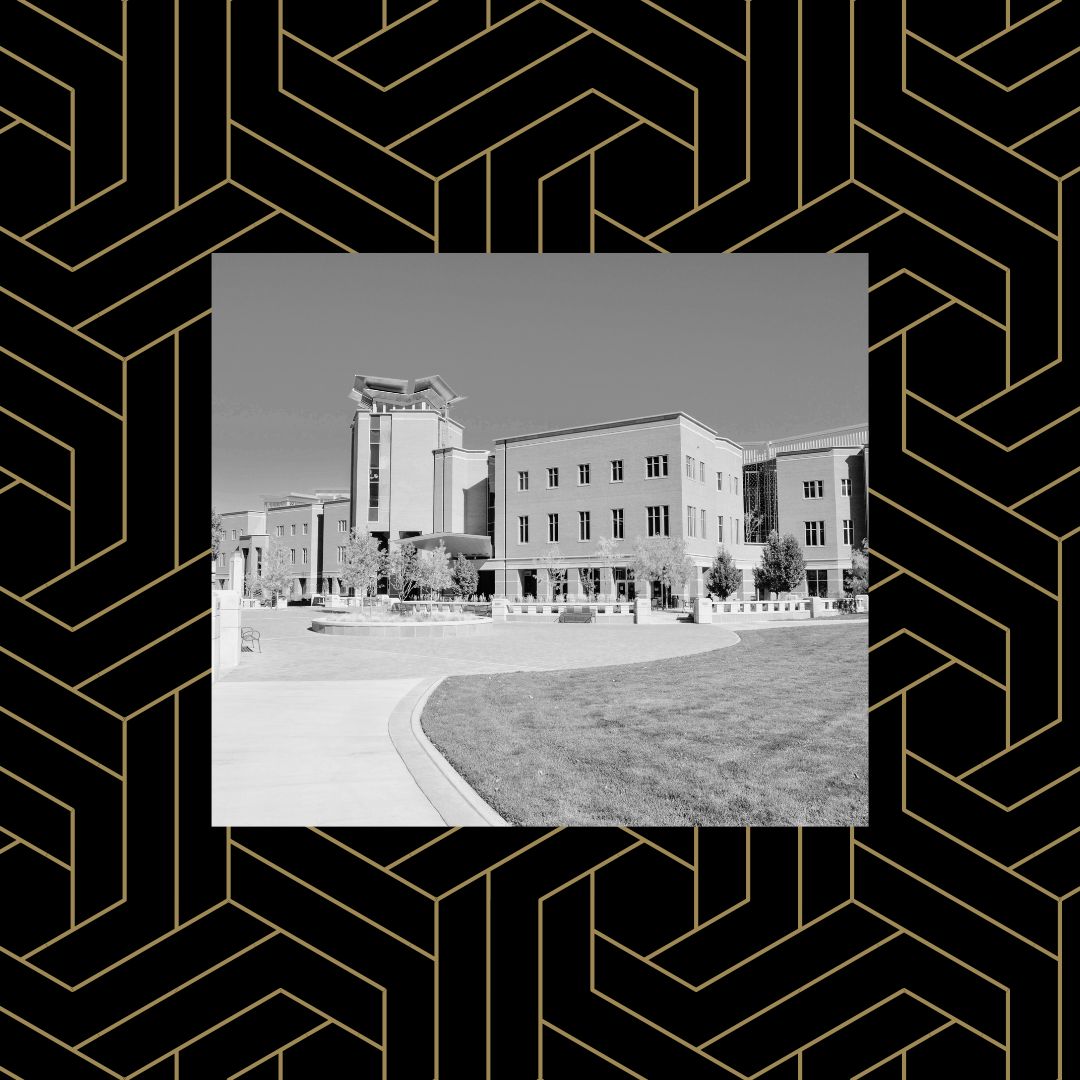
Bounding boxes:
518 471 529 491
717 516 723 544
843 519 853 545
578 510 591 541
645 455 669 479
700 460 705 484
686 455 694 479
547 513 559 543
803 480 824 499
547 467 559 489
612 508 624 539
290 549 296 564
518 516 529 544
610 459 623 482
716 472 722 491
841 477 851 496
578 463 591 486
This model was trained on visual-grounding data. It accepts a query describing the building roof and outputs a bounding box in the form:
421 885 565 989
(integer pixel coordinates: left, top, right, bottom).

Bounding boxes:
740 423 869 463
493 411 719 445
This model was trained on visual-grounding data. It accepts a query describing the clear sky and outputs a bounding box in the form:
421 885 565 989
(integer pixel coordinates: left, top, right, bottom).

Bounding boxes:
212 253 867 513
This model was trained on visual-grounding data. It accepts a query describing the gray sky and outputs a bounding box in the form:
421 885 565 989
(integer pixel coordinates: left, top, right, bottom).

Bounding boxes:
212 253 867 513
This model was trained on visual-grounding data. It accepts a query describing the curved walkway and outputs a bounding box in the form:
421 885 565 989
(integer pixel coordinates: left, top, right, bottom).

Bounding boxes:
212 614 863 826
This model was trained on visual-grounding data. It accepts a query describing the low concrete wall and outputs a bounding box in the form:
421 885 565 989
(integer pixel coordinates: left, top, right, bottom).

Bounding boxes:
311 618 493 637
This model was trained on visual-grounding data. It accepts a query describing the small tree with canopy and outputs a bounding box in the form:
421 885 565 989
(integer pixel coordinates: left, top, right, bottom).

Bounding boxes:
751 531 806 599
706 545 741 600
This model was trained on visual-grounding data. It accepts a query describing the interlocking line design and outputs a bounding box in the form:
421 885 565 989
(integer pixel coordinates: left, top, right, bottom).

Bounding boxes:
0 1 1074 1075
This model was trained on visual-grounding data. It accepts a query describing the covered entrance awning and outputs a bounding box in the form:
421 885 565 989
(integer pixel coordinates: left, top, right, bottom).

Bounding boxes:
405 532 492 557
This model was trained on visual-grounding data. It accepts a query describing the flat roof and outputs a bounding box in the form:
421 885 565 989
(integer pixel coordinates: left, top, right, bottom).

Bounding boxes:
493 411 719 445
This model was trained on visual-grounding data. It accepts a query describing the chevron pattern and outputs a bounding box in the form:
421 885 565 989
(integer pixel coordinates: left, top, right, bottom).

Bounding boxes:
0 0 1075 1076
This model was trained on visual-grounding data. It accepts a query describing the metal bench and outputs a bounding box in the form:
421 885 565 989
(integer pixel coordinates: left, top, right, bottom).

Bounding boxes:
560 608 595 624
240 626 261 652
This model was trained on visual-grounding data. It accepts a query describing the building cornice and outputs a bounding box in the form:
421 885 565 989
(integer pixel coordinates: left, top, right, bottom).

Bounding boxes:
493 411 718 446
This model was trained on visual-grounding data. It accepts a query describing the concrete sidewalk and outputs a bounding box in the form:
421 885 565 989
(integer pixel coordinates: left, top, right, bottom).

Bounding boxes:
212 617 866 827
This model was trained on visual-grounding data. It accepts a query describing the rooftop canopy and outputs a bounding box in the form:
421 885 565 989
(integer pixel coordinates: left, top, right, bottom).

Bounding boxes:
404 532 492 557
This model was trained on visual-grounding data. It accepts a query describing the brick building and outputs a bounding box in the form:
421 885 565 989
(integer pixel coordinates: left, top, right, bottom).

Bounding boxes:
214 376 867 602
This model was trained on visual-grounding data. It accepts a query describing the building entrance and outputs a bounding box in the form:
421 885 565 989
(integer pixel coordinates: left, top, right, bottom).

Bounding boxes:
522 569 537 598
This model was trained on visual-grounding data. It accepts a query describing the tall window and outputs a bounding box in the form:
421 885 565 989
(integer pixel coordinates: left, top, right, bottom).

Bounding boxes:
843 519 854 545
803 480 824 499
548 513 559 542
519 516 529 543
302 523 308 534
302 547 308 563
612 508 624 539
337 545 346 561
716 472 722 490
804 521 826 546
291 524 296 535
702 509 707 537
275 525 285 537
717 516 723 543
735 477 739 496
578 464 591 485
547 467 559 488
232 530 237 539
578 511 590 540
647 506 669 536
700 460 705 483
369 417 381 522
736 519 740 543
337 520 347 532
290 549 296 563
687 505 695 537
646 455 668 478
806 569 828 597
611 460 623 482
841 477 851 496
686 455 694 479
518 471 529 491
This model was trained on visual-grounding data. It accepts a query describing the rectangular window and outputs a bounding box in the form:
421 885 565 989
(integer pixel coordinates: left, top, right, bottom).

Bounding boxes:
518 471 529 491
807 569 829 597
369 483 379 507
702 508 707 537
803 480 824 499
578 463 590 485
612 508 624 539
337 520 347 532
369 444 379 468
645 455 668 478
716 472 722 491
736 518 740 544
302 523 308 535
519 516 529 543
700 460 706 483
804 521 827 546
648 507 660 536
276 525 285 537
664 505 669 536
717 516 723 544
687 505 695 537
843 519 854 545
735 477 739 496
368 508 379 522
548 513 559 542
290 549 296 563
232 530 237 539
337 545 346 561
686 455 694 479
302 547 308 563
611 460 623 482
579 511 590 541
291 524 296 535
841 478 851 496
547 468 559 488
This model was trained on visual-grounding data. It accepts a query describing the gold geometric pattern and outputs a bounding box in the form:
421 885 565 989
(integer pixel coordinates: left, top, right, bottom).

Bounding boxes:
0 1 1074 1075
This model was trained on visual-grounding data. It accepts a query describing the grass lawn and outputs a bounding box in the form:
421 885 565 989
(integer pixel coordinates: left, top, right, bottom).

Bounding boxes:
419 620 869 827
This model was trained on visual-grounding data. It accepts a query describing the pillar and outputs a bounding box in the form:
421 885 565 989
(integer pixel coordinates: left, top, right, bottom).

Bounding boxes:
229 549 244 594
331 578 340 595
599 566 613 598
218 591 240 669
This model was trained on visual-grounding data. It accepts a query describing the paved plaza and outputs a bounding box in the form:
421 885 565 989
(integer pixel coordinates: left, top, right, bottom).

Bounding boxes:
212 610 864 826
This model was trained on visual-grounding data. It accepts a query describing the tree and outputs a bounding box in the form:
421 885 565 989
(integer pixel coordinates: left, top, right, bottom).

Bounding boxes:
751 531 806 598
451 555 479 599
538 544 567 599
243 570 264 601
706 545 741 599
259 538 295 603
629 534 694 605
744 509 765 544
339 527 383 605
847 537 869 596
591 535 622 598
381 541 423 600
577 566 599 601
211 508 226 561
417 540 454 599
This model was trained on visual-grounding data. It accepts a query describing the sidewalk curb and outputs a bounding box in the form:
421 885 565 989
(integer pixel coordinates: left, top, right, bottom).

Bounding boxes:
387 675 511 827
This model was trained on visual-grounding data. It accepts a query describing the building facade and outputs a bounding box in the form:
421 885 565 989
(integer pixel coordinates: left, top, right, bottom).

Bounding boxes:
214 376 868 602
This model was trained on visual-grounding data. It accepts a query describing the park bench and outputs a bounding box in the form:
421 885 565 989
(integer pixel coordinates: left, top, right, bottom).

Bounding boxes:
240 626 261 652
559 607 595 624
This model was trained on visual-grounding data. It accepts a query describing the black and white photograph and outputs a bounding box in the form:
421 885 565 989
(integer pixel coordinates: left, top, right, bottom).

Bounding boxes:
211 253 869 828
